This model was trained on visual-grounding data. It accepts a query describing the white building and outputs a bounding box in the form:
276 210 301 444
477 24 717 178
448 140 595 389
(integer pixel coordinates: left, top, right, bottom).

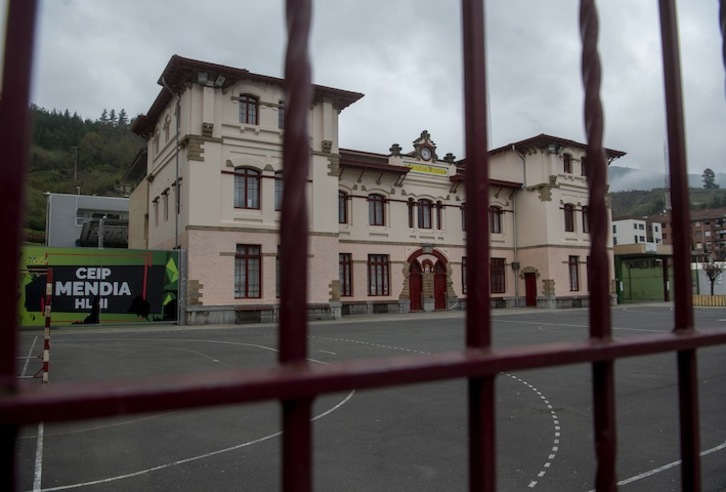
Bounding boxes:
45 193 129 248
612 217 663 248
130 55 626 324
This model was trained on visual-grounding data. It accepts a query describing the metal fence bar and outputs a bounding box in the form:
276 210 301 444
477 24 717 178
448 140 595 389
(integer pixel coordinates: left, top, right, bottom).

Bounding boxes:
0 1 39 490
279 0 314 490
720 0 725 94
579 1 617 489
1 2 724 491
3 331 726 428
657 1 700 489
462 1 495 490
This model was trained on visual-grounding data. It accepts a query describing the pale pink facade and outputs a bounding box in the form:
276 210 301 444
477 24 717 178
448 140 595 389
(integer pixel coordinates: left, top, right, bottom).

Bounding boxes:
130 56 624 324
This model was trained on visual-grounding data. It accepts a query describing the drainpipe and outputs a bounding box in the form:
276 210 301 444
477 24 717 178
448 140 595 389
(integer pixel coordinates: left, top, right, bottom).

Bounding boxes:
160 76 183 325
160 76 180 251
512 145 526 307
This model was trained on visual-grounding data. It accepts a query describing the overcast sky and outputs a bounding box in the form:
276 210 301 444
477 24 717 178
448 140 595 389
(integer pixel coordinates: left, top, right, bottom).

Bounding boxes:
3 0 725 187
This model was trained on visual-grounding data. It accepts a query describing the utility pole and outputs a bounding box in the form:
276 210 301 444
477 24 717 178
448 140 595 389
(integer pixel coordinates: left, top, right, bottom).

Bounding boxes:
72 145 79 181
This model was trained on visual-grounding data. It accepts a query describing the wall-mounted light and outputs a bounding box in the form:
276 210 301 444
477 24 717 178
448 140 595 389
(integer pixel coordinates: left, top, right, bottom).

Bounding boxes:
214 75 226 87
547 144 559 154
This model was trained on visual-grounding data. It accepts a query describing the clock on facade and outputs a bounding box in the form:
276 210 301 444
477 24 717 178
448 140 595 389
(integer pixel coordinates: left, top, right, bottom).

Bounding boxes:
420 146 432 161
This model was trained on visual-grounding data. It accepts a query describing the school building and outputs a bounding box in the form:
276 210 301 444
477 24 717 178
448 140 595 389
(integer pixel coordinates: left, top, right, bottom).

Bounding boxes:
129 55 625 324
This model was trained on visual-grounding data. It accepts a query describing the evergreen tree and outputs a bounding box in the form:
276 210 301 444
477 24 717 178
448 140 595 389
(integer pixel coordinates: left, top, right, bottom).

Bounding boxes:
117 109 129 128
702 168 719 189
26 104 145 233
108 109 117 126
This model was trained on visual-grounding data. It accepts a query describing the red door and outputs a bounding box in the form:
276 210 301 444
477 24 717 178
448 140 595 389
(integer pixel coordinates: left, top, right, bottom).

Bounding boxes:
434 261 446 310
525 272 537 307
409 262 423 311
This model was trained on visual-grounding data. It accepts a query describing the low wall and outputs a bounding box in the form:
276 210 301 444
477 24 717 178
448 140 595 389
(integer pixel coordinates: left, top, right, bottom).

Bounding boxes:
692 295 726 307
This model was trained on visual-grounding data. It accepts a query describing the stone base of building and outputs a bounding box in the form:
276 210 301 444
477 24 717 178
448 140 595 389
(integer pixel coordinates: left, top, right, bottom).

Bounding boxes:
184 295 617 325
340 300 406 316
186 302 342 325
536 295 618 309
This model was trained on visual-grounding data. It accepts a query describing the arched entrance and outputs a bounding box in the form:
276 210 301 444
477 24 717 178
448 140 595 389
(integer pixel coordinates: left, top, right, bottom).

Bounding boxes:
406 248 450 312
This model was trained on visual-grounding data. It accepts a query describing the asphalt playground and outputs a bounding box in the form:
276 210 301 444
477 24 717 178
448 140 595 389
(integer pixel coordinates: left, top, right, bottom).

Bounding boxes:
14 303 726 491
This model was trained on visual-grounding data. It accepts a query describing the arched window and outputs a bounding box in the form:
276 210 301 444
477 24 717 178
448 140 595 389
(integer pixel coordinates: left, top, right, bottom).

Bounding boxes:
563 153 572 173
407 198 415 228
564 203 575 232
338 191 349 224
234 167 260 209
582 205 589 233
368 194 386 226
239 94 259 125
418 199 432 229
489 206 502 234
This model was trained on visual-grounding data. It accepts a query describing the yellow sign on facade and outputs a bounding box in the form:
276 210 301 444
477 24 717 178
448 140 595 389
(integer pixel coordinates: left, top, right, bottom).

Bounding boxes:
405 163 449 176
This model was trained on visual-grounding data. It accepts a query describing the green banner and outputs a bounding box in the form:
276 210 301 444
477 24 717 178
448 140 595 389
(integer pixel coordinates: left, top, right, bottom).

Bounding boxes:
19 246 179 326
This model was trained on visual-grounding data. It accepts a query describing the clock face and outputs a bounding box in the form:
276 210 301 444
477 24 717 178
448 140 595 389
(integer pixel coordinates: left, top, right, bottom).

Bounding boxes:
421 147 432 161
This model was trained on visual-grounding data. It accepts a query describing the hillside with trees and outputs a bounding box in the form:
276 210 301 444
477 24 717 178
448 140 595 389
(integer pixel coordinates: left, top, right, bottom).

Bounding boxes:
610 187 726 218
24 105 145 239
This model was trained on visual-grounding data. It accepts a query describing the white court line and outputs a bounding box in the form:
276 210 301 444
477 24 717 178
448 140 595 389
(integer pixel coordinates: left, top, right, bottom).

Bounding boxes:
19 337 45 492
33 423 44 492
498 319 666 333
28 341 353 492
586 441 726 492
21 336 38 376
33 390 356 492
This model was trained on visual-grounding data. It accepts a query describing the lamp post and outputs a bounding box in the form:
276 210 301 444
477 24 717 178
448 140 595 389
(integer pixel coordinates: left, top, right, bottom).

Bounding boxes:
98 215 105 249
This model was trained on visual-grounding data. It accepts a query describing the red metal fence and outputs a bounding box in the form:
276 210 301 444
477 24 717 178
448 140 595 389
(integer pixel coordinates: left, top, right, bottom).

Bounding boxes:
2 1 726 491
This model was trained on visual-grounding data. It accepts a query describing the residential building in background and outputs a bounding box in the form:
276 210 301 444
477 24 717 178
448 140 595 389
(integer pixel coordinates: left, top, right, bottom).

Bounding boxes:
130 55 625 324
650 207 726 259
611 217 663 248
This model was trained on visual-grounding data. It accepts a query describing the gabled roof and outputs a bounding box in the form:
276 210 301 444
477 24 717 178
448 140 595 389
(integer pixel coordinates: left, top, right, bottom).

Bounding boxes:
448 173 522 189
132 55 364 139
489 133 626 160
339 148 410 175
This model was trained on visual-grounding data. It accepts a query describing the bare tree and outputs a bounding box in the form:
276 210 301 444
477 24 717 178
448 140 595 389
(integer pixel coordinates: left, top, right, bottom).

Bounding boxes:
702 257 724 295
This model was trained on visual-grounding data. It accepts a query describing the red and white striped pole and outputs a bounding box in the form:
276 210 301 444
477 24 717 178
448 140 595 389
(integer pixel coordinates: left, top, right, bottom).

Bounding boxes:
40 267 52 383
